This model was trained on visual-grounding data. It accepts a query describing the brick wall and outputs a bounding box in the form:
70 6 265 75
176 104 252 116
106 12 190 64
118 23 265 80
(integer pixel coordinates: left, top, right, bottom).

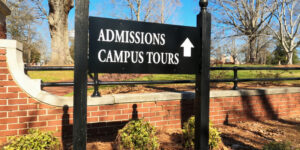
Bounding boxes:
1 47 300 146
209 94 300 124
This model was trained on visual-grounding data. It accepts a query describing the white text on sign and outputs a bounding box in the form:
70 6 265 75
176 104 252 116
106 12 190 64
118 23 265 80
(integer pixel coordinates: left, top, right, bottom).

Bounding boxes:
98 49 179 65
97 29 166 46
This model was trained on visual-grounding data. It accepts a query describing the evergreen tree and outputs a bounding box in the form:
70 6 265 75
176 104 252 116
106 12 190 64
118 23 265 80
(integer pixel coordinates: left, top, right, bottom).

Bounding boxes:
270 44 299 65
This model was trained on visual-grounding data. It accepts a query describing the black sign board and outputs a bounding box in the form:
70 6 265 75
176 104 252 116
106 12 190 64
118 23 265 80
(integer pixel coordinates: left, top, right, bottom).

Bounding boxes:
89 17 199 74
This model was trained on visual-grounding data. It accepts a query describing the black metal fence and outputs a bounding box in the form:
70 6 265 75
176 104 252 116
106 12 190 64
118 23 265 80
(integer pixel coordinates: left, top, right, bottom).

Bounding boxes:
24 66 300 97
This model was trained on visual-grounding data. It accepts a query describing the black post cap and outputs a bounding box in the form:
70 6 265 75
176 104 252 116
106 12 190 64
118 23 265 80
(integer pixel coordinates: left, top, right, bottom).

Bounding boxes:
200 0 208 9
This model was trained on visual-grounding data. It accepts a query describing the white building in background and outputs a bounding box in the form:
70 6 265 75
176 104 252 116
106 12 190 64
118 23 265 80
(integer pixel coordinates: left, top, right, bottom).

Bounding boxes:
211 54 240 65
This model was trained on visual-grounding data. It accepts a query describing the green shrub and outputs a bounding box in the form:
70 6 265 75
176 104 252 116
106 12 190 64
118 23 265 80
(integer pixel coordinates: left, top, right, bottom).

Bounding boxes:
3 129 59 150
182 116 221 149
115 119 159 150
263 141 294 150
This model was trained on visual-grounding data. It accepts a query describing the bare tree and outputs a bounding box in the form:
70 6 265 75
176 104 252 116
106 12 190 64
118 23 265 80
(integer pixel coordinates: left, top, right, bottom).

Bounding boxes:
110 0 181 23
226 38 239 64
154 0 181 23
268 0 300 65
210 28 227 64
215 0 277 64
255 35 273 64
6 0 45 64
32 0 74 65
110 0 156 21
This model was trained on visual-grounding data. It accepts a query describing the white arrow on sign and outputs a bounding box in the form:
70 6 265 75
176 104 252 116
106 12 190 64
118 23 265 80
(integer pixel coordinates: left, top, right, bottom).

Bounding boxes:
180 38 194 57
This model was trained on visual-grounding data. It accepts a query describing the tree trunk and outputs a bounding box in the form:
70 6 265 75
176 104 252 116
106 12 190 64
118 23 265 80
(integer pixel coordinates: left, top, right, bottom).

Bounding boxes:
287 51 293 65
27 48 31 63
48 0 74 65
249 37 256 64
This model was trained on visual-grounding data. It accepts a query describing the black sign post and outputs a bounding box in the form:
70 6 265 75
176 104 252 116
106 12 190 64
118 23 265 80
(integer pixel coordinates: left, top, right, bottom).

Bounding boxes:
73 0 89 149
194 0 211 150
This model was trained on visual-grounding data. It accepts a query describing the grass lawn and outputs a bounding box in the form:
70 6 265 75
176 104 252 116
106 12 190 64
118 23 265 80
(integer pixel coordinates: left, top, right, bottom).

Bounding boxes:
28 71 74 82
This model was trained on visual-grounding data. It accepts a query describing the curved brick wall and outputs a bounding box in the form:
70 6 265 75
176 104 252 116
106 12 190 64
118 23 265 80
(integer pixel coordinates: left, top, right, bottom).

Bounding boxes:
1 45 300 147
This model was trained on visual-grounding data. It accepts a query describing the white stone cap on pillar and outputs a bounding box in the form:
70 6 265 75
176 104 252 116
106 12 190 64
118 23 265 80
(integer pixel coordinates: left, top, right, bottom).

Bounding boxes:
0 39 42 97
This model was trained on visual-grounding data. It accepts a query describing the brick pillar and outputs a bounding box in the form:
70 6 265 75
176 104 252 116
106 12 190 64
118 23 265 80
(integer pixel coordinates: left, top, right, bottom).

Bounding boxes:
0 1 11 39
